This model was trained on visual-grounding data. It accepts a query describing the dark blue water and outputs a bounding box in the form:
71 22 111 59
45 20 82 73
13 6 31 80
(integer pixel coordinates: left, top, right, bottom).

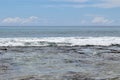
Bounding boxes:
0 26 120 38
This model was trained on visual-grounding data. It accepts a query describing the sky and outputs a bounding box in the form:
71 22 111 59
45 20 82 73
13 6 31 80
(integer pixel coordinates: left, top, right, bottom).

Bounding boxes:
0 0 120 26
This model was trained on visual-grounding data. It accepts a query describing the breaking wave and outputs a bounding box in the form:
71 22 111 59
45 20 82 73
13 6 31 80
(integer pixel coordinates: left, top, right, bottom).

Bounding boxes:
0 37 120 46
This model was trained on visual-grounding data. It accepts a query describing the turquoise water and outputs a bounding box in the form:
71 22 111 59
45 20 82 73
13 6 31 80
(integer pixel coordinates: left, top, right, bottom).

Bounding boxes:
0 26 120 37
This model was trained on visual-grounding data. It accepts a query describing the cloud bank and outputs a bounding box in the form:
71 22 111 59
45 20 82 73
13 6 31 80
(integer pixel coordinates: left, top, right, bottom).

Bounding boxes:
81 16 114 25
91 16 114 24
1 16 39 24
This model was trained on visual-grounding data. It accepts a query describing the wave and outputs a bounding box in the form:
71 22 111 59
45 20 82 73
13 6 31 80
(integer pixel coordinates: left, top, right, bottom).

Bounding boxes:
0 37 120 46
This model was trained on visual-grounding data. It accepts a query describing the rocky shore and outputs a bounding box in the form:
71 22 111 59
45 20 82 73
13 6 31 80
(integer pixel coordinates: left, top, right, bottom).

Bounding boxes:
0 45 120 80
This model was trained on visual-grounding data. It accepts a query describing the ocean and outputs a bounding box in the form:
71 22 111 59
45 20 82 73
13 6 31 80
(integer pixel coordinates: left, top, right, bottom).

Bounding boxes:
0 26 120 46
0 26 120 80
0 26 120 38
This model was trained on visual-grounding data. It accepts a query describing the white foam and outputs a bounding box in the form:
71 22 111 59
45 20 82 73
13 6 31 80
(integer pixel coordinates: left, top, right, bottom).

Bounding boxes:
0 37 120 46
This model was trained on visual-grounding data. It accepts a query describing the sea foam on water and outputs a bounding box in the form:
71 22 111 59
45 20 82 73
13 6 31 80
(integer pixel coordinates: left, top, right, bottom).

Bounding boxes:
0 37 120 46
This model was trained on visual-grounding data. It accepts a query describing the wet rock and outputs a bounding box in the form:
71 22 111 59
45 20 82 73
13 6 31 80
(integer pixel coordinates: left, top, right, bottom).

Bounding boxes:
108 77 120 80
0 63 10 74
0 47 7 54
39 75 59 80
0 51 3 55
62 72 94 80
14 75 35 80
81 45 95 47
77 52 85 54
48 42 57 47
10 49 25 53
100 53 120 61
20 76 35 80
111 44 120 47
0 65 8 70
63 59 82 63
74 50 85 54
14 75 59 80
1 46 120 80
95 47 105 50
0 47 7 51
110 49 120 53
0 58 13 63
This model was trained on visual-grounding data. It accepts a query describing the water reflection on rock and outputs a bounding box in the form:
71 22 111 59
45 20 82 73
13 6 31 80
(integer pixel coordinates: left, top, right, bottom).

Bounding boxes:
0 46 120 80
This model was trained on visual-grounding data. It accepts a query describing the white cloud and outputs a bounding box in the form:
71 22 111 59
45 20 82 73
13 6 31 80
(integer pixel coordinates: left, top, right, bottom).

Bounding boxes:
81 16 114 25
91 16 114 24
2 16 39 24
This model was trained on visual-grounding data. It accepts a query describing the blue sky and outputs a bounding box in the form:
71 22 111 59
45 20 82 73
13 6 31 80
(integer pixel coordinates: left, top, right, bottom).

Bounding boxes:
0 0 120 26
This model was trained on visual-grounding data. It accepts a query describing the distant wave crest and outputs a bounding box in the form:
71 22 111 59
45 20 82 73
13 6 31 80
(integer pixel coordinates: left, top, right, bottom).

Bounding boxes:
0 37 120 46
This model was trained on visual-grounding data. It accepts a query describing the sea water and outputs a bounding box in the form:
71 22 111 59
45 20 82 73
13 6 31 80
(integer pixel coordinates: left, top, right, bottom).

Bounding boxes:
0 26 120 38
0 26 120 46
1 26 120 80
